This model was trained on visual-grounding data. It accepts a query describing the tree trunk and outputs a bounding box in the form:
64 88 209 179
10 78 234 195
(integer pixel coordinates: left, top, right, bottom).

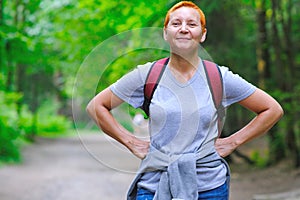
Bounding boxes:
271 0 285 89
15 0 26 94
5 42 14 91
281 0 300 168
16 63 25 113
269 0 300 168
255 0 285 164
25 73 39 141
0 0 3 73
0 0 3 25
14 0 28 113
256 0 270 89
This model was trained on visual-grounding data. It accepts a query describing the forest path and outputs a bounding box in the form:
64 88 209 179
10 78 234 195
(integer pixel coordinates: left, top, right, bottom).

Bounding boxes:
0 132 299 200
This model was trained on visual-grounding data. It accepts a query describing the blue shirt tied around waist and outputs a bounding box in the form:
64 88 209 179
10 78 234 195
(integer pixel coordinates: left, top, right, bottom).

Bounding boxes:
127 140 230 200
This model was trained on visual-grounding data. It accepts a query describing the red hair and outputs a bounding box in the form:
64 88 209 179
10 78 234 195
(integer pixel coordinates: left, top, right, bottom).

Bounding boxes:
164 1 206 32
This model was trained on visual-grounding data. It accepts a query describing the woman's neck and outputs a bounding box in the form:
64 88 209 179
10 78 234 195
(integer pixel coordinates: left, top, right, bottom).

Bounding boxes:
168 53 200 82
169 53 200 72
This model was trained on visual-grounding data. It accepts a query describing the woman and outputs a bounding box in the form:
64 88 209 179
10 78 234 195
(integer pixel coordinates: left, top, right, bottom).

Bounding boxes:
86 1 283 199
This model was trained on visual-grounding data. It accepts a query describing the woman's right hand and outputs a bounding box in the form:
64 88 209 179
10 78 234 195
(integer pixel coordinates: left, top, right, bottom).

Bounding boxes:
127 136 150 159
87 88 150 160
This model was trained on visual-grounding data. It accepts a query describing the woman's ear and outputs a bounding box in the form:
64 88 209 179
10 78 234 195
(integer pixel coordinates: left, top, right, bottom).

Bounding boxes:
163 28 168 41
200 28 207 43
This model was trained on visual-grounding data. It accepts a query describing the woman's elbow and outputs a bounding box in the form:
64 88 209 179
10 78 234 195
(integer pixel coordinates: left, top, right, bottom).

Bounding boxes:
86 99 96 117
86 93 111 119
272 101 284 121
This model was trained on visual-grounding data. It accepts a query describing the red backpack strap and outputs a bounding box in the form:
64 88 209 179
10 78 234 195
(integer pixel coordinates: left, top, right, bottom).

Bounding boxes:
142 57 169 117
203 60 225 137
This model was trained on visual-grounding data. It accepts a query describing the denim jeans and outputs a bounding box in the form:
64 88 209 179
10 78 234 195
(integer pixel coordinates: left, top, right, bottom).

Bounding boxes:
136 181 229 200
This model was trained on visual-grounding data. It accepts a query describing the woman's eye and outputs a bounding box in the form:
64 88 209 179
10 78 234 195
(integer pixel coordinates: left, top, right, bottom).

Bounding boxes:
172 22 180 26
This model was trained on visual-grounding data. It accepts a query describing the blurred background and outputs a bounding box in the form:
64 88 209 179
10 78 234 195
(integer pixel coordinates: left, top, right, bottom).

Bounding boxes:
0 0 300 199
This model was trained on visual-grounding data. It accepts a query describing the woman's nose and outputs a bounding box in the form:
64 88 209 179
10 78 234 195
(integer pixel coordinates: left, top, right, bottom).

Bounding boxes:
180 23 188 32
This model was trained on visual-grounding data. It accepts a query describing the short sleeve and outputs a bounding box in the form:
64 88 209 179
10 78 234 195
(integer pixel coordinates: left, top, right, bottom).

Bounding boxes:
109 62 152 108
220 66 257 107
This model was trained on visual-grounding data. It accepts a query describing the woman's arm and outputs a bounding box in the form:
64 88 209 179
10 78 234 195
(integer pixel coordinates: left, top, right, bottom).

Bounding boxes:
215 88 284 157
86 88 149 159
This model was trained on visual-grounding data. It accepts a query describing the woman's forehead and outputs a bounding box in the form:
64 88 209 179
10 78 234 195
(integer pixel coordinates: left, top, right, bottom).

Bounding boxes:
169 7 200 21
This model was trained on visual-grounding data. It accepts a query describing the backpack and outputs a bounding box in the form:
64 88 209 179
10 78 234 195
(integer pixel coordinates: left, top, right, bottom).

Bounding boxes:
141 57 225 137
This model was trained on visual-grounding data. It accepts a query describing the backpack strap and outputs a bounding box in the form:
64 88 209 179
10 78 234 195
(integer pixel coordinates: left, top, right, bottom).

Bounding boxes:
203 60 225 137
142 57 169 117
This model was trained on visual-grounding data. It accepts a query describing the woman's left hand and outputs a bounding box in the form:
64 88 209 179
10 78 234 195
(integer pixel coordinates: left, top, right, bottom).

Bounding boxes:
215 89 283 158
215 137 237 158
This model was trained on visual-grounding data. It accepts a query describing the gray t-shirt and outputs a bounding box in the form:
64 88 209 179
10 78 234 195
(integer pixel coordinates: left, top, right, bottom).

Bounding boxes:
110 60 256 192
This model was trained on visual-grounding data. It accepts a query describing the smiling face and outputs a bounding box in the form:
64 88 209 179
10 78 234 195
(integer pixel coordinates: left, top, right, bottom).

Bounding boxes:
164 6 207 54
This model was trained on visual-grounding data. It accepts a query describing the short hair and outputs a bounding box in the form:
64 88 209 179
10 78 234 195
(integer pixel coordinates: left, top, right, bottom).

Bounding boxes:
164 1 206 33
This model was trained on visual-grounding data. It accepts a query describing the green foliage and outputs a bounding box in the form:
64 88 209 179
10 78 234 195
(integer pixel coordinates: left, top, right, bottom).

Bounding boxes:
268 130 286 162
111 103 135 133
0 91 22 162
1 0 300 167
0 91 71 161
37 115 71 136
36 100 72 136
250 150 269 168
18 105 34 137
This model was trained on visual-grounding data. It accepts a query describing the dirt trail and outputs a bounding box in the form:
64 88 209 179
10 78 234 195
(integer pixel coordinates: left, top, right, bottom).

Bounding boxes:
0 133 299 200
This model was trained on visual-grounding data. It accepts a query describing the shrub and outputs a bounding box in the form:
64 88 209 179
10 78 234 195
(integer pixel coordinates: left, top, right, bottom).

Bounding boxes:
0 91 22 162
36 100 72 136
